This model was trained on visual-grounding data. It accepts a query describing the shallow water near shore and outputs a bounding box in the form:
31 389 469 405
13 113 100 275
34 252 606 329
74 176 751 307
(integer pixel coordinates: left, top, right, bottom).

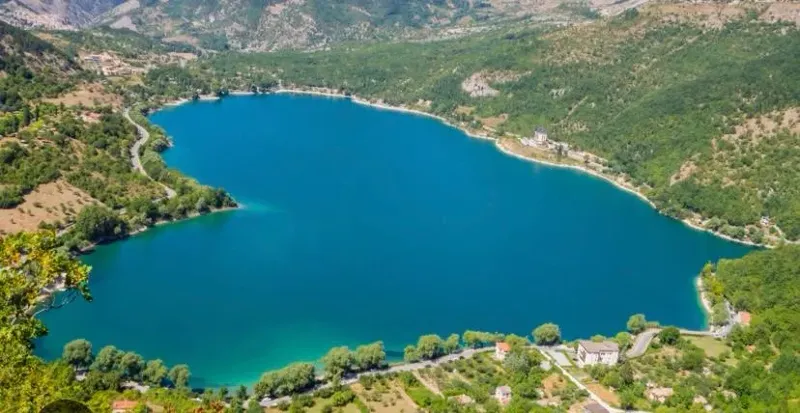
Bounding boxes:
37 94 751 387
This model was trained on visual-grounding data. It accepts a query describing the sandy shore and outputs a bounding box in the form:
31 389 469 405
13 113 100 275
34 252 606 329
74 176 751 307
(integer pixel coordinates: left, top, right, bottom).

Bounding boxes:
695 276 713 315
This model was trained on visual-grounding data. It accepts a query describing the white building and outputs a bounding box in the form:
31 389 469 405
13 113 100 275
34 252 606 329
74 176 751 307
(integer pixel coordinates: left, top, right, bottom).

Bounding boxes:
495 342 511 360
495 385 512 405
534 126 548 144
576 340 619 367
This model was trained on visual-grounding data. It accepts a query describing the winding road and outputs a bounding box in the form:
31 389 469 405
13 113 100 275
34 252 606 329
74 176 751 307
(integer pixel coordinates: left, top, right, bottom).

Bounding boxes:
123 108 177 199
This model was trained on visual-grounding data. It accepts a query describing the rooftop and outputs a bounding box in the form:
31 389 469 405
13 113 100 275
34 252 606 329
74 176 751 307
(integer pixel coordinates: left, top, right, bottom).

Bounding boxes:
112 400 139 410
496 385 512 394
496 342 511 352
584 402 609 413
578 340 619 353
738 311 751 325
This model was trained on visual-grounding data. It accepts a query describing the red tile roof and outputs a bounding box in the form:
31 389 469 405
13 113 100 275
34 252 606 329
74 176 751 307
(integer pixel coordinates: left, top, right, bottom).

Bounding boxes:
112 400 139 410
496 342 511 352
738 311 751 325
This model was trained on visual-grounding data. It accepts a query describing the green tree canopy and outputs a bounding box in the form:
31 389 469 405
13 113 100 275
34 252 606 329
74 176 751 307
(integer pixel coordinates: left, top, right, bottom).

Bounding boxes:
626 314 647 334
532 323 561 345
658 327 680 345
353 341 385 371
91 345 121 373
142 359 168 385
62 339 93 369
74 205 127 243
168 364 191 388
321 346 354 379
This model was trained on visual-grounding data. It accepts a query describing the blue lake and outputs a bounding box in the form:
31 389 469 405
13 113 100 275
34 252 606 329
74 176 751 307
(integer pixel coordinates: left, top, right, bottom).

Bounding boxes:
38 94 751 387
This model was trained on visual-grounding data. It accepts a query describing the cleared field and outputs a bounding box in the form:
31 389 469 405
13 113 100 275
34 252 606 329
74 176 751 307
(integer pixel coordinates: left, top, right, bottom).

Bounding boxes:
687 336 732 358
352 381 418 413
0 180 99 234
586 383 619 406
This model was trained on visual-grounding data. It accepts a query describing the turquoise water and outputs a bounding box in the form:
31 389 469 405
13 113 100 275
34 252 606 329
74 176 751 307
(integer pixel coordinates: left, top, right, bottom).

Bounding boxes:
38 94 751 387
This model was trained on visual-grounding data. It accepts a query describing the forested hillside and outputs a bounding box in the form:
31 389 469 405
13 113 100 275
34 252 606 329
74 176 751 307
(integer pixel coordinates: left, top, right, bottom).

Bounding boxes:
140 3 800 244
0 21 234 246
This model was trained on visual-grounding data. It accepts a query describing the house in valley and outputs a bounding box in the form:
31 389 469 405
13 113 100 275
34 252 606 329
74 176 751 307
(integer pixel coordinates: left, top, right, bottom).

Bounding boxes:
495 341 511 360
576 340 619 367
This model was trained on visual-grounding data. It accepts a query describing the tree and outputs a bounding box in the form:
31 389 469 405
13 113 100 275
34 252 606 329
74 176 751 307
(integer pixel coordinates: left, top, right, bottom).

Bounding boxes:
83 370 122 392
353 341 385 371
254 363 315 399
62 339 93 369
322 346 354 379
711 302 729 325
532 323 561 345
627 314 647 334
236 385 248 401
416 335 444 359
503 334 529 349
246 400 264 413
168 364 191 388
92 345 121 372
680 348 705 371
218 386 229 401
463 330 502 348
613 332 633 351
142 359 168 385
619 389 639 410
74 205 127 242
504 349 532 375
403 345 420 363
658 327 681 345
443 334 460 354
118 352 144 379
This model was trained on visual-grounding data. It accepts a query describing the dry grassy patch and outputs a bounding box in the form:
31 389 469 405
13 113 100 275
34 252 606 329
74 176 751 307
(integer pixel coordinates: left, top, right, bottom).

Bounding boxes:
0 180 99 234
479 114 508 130
44 83 123 109
586 383 619 406
351 382 418 413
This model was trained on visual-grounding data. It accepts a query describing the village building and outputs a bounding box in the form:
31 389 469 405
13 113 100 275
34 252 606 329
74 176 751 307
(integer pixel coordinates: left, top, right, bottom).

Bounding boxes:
583 401 610 413
112 400 139 413
495 385 512 405
495 341 511 360
736 311 751 326
534 126 548 144
646 387 674 403
576 340 619 367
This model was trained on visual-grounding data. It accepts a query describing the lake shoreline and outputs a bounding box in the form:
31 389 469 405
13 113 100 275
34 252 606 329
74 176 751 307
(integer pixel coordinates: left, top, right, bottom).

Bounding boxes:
77 205 239 255
194 88 766 249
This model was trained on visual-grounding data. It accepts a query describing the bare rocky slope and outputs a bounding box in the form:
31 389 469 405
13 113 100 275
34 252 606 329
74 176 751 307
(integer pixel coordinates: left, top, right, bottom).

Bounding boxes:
1 0 646 50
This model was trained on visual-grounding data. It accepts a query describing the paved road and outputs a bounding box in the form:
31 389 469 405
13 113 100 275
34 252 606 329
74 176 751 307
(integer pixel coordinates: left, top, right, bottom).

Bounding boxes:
626 329 659 358
123 108 177 199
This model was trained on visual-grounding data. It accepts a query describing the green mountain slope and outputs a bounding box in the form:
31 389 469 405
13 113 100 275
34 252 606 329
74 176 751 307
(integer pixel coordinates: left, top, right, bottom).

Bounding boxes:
147 3 800 244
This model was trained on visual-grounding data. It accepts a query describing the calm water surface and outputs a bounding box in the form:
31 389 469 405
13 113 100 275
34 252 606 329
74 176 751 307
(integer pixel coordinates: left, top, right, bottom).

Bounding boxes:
38 95 751 386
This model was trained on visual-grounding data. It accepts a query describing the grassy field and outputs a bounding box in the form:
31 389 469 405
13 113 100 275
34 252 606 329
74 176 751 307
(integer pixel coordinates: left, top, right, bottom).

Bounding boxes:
686 336 731 358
